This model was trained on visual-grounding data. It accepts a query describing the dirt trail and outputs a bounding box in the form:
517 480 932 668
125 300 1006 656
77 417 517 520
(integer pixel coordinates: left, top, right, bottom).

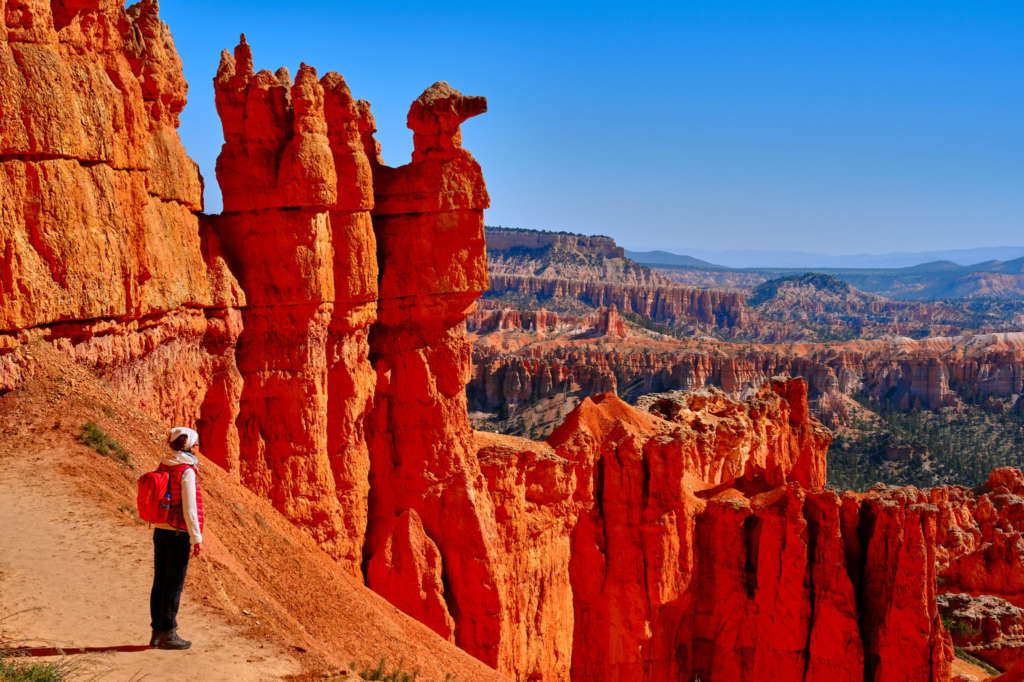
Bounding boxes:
0 447 301 681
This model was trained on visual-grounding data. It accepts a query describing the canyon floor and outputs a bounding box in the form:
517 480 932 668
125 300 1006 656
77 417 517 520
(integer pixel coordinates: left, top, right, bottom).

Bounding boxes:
0 348 507 682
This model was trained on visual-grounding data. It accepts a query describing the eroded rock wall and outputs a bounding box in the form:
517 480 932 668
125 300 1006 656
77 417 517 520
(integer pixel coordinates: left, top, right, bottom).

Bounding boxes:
489 273 746 329
0 0 245 472
470 333 1024 424
519 381 953 681
206 41 510 664
469 379 957 680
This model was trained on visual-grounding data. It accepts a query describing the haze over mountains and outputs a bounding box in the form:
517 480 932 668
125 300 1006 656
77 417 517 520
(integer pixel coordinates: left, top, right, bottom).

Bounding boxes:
627 245 1024 270
620 243 1024 301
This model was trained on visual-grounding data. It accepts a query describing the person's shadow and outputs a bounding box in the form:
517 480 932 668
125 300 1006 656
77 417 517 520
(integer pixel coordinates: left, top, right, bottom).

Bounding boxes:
5 644 153 656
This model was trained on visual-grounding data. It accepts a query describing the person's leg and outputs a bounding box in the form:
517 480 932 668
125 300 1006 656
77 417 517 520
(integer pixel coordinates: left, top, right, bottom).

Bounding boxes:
150 530 169 634
164 531 192 631
154 531 193 649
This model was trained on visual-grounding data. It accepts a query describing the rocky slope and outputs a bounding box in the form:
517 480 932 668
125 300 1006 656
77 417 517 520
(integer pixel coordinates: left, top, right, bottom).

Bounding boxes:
0 4 1018 680
0 346 507 681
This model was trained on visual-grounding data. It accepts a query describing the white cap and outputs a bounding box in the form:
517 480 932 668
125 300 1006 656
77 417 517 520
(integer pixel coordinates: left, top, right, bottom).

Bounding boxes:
168 426 199 450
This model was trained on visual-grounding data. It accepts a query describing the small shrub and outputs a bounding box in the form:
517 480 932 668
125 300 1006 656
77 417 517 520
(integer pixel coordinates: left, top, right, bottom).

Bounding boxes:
254 513 272 532
117 504 145 525
0 656 68 681
941 614 983 639
358 657 420 682
78 422 130 466
1 607 69 681
953 646 1000 674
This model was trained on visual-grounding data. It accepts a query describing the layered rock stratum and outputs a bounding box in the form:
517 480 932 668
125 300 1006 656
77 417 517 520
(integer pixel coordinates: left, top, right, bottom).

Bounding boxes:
484 228 1024 341
1 3 1021 679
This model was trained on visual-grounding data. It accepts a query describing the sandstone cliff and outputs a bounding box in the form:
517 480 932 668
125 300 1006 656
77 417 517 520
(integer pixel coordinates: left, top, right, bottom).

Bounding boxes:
209 36 378 566
486 227 625 259
489 273 747 329
0 0 246 475
485 226 659 286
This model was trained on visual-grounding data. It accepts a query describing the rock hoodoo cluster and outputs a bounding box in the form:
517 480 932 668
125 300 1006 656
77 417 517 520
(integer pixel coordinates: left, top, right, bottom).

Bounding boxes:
1 3 1021 680
470 332 1024 428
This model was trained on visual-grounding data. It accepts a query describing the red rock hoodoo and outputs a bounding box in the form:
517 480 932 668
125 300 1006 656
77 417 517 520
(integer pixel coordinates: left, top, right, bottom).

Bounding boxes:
209 35 377 570
2 6 1020 680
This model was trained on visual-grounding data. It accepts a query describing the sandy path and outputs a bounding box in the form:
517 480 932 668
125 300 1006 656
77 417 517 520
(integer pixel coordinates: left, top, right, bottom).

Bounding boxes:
0 450 301 682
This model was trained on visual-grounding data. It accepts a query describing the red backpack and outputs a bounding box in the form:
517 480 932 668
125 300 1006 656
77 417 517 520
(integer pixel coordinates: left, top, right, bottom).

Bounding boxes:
137 469 174 524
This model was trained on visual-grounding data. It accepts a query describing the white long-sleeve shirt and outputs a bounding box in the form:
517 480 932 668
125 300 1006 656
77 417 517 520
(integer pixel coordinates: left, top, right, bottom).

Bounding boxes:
154 450 203 545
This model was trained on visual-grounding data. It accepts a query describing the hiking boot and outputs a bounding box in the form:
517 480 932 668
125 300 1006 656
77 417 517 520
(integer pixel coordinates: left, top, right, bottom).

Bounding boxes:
149 630 162 647
155 629 192 650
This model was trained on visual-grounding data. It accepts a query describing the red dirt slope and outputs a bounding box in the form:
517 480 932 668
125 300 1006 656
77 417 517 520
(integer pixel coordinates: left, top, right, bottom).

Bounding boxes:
0 346 507 682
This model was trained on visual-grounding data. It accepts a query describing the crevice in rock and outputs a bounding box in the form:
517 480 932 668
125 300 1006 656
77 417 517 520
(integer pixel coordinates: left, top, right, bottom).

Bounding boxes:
803 511 820 680
0 153 106 166
743 514 761 599
855 502 878 682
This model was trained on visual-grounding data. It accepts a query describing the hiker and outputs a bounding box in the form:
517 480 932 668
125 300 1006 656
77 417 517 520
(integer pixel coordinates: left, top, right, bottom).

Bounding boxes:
149 426 204 650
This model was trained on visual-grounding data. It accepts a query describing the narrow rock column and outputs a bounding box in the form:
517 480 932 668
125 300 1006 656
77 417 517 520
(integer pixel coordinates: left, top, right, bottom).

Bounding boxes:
322 72 379 566
366 83 511 668
211 37 374 571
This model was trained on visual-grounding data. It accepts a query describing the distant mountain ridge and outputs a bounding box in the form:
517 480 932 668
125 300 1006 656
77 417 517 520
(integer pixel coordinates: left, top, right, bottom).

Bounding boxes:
488 226 1024 301
626 246 1024 269
630 250 1024 301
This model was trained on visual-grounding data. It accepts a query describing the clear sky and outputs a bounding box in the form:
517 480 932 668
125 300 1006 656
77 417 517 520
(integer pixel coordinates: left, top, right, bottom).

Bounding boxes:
163 1 1023 255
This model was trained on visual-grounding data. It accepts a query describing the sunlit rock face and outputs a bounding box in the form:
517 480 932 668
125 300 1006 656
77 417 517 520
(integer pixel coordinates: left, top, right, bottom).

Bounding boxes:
0 0 245 478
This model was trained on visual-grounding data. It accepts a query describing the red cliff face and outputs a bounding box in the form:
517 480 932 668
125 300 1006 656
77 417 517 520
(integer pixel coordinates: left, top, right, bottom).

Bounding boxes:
476 432 578 680
0 0 208 330
362 80 511 668
0 0 245 474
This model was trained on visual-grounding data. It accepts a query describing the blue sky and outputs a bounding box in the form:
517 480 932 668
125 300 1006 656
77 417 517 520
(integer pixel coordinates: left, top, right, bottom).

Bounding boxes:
163 1 1024 255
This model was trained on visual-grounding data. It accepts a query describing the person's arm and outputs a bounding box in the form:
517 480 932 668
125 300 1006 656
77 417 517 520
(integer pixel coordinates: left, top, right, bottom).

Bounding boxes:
180 468 203 550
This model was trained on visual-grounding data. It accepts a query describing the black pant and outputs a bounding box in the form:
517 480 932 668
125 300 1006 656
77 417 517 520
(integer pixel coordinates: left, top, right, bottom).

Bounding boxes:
150 529 191 632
